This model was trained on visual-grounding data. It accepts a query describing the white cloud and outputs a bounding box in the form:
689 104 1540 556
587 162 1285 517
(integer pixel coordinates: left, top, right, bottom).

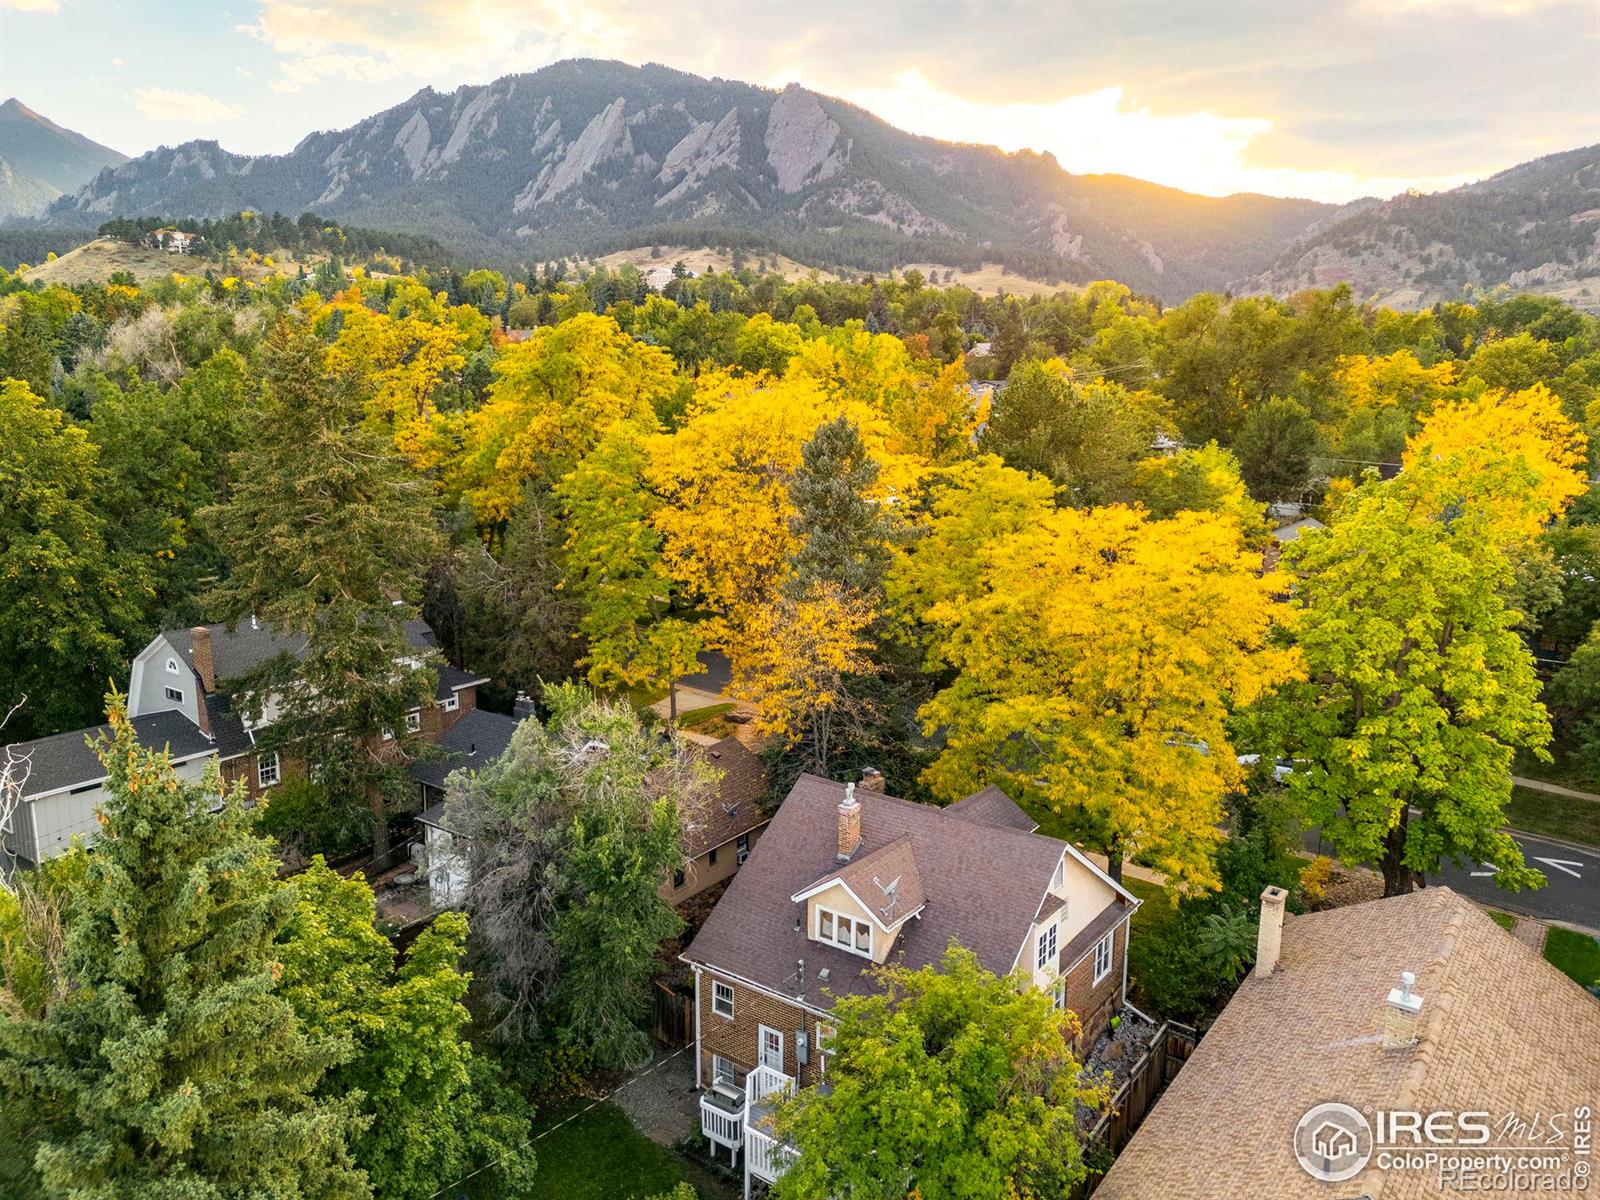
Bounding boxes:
0 0 61 12
242 0 633 92
112 56 125 66
837 71 1484 203
134 87 245 124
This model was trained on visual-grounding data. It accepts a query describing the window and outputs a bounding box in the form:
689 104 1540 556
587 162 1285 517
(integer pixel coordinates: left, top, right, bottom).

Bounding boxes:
672 867 686 889
165 657 181 675
257 752 281 789
712 1055 744 1092
816 1022 835 1078
816 905 872 958
164 686 184 704
735 832 751 865
708 845 718 866
404 710 422 734
381 727 394 742
443 694 459 712
712 980 735 1020
1037 921 1058 971
1053 977 1067 1011
1052 857 1065 890
1092 932 1114 985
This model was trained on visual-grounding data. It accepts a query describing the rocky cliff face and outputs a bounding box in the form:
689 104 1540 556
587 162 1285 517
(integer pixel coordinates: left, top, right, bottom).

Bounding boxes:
38 58 1351 299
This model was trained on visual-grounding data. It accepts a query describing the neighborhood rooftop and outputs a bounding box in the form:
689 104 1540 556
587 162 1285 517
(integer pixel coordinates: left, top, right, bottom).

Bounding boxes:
684 773 1132 1007
1097 887 1600 1200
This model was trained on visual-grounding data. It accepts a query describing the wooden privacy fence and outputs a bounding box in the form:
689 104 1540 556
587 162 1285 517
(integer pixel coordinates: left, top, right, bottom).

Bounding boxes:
652 979 694 1048
1072 1020 1199 1198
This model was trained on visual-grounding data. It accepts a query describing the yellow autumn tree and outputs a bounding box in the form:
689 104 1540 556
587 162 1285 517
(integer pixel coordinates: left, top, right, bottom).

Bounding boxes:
1403 382 1588 539
915 504 1303 890
1131 441 1269 546
1334 350 1457 412
455 312 677 525
322 293 468 470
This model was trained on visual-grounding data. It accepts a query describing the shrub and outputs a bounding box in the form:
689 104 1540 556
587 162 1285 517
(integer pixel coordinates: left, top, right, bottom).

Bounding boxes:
255 776 373 861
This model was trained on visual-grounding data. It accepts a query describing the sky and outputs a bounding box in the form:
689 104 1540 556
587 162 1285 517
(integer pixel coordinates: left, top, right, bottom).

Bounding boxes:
1 0 1596 204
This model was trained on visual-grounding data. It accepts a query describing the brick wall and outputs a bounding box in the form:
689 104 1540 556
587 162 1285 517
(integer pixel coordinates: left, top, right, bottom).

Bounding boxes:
1062 919 1128 1048
696 972 828 1090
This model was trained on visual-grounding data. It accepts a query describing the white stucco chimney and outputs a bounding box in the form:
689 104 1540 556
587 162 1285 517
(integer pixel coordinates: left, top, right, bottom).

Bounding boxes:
1255 885 1288 977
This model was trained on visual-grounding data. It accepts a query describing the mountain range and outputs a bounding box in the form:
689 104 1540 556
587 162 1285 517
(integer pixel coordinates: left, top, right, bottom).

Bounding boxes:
15 61 1600 306
0 98 126 221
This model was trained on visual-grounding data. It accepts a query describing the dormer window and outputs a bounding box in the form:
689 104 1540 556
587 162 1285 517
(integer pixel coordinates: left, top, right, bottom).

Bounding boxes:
817 905 873 958
1037 921 1058 971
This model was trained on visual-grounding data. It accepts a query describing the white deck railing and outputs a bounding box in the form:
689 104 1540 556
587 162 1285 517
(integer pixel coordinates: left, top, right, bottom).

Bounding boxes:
746 1125 799 1183
745 1063 794 1109
699 1094 744 1158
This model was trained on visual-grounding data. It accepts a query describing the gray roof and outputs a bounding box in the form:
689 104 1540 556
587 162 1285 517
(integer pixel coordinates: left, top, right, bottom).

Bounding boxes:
411 708 520 798
435 665 490 700
1271 517 1326 543
946 784 1039 833
7 710 216 799
164 617 438 686
684 775 1072 1008
202 692 253 759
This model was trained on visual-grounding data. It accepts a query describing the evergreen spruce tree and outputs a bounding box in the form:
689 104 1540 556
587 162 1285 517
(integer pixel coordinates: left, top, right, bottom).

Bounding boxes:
787 416 890 598
0 700 369 1199
203 322 441 862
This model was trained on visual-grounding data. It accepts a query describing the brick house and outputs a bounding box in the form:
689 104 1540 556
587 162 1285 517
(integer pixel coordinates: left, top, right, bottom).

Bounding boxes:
662 736 771 905
2 616 489 869
681 771 1139 1192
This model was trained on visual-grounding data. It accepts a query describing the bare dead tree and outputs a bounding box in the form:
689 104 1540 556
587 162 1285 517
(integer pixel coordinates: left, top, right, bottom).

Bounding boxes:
1 695 32 888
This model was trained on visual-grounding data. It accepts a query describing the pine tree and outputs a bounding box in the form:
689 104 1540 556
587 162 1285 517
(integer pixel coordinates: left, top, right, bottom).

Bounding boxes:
787 415 890 598
0 700 369 1198
202 322 441 863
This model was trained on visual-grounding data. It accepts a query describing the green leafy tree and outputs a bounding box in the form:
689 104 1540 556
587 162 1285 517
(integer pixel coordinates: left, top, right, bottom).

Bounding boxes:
557 422 701 720
0 700 368 1199
202 323 442 861
1195 904 1257 984
772 945 1109 1200
277 859 535 1199
1233 396 1321 502
446 683 693 1076
1276 468 1551 896
0 379 142 739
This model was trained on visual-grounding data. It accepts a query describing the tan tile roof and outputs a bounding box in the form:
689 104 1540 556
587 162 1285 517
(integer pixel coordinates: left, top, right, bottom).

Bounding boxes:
678 736 769 859
798 836 927 929
1097 888 1600 1200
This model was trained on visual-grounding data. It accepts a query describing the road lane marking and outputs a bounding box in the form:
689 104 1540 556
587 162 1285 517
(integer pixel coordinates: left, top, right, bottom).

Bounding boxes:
1533 856 1584 879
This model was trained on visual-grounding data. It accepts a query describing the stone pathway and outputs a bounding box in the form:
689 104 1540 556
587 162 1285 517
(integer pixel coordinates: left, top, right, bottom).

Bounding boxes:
1512 776 1600 804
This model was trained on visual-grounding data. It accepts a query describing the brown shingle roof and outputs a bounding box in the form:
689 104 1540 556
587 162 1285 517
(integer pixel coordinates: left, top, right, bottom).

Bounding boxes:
1097 888 1600 1200
678 736 769 859
683 774 1072 1008
795 836 927 930
946 784 1039 833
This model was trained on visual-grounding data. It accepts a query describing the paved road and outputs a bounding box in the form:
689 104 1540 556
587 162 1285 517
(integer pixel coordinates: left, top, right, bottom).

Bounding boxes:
1304 827 1600 930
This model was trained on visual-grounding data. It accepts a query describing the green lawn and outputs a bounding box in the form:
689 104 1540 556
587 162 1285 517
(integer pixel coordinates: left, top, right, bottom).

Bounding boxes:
1504 785 1600 849
1486 910 1518 932
1544 928 1600 990
677 702 736 729
1513 743 1598 793
520 1102 735 1200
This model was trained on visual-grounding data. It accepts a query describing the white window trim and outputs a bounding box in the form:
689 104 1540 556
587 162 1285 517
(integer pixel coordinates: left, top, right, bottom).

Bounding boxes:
442 694 460 712
711 980 735 1020
164 686 185 704
735 832 751 865
1052 977 1067 1010
711 1054 743 1093
816 1021 835 1079
257 752 281 789
381 727 394 742
815 904 873 958
1052 858 1065 890
1037 921 1058 972
404 710 422 733
1092 931 1114 985
165 657 181 675
758 1024 784 1072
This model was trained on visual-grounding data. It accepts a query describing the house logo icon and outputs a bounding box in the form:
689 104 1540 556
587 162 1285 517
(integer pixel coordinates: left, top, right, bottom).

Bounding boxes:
1293 1102 1373 1182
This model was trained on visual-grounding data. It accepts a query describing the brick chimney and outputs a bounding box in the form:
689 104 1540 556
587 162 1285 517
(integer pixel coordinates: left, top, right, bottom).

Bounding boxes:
859 766 886 793
836 781 861 861
190 626 216 692
1382 971 1424 1049
1255 885 1288 977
